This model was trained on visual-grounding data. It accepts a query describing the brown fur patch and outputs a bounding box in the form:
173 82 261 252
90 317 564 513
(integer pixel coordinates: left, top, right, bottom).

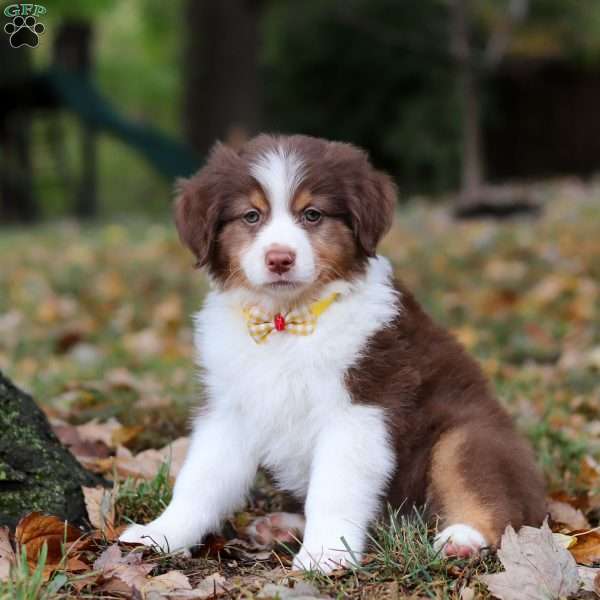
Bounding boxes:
291 189 314 213
173 143 254 269
429 429 496 543
211 191 268 290
310 218 363 286
249 189 269 213
345 282 547 545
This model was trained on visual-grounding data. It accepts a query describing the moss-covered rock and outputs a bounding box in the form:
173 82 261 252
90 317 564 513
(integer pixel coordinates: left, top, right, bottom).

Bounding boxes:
0 371 104 528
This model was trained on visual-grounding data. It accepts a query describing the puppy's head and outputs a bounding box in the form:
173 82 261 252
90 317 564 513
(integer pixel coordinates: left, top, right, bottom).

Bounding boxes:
175 134 396 301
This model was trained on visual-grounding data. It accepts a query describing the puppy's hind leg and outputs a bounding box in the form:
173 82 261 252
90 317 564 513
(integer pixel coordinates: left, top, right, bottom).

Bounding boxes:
428 425 545 558
246 513 305 548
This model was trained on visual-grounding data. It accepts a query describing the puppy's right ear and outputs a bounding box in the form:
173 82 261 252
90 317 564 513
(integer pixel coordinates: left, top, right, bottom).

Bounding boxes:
174 178 217 268
174 143 239 268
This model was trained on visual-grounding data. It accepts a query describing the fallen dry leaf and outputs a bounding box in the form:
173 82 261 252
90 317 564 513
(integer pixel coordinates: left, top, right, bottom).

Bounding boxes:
0 527 15 582
552 532 577 549
576 456 600 490
142 569 192 596
153 294 184 329
570 529 600 566
460 586 476 600
480 521 580 600
15 512 86 579
112 437 189 481
577 566 600 594
258 581 331 599
65 556 90 573
548 499 590 530
76 417 123 447
93 543 153 593
105 367 147 391
83 486 117 539
51 419 112 463
187 572 229 598
549 491 590 512
111 424 144 447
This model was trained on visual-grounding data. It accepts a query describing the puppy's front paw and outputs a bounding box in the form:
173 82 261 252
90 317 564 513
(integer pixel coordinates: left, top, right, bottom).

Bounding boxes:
292 545 359 573
119 523 190 555
434 524 487 558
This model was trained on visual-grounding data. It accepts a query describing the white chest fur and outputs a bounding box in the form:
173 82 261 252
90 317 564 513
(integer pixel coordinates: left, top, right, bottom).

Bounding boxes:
193 256 399 496
120 257 401 570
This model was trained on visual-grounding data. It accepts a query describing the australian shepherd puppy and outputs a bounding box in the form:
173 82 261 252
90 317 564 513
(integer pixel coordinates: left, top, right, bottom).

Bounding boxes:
121 134 545 571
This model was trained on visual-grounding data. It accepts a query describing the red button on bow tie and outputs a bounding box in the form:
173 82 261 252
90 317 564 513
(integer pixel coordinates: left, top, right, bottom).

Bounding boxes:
273 313 286 331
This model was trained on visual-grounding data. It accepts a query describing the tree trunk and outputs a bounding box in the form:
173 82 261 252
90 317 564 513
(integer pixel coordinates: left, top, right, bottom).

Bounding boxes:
0 36 37 223
450 0 485 204
0 372 103 529
75 123 98 219
53 21 98 218
183 0 261 158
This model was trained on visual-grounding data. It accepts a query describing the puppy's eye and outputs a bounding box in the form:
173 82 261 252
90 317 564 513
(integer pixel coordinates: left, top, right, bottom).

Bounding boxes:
303 208 322 224
243 209 261 225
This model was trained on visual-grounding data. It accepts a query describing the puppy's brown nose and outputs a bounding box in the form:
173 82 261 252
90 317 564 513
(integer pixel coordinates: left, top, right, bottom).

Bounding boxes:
265 245 296 275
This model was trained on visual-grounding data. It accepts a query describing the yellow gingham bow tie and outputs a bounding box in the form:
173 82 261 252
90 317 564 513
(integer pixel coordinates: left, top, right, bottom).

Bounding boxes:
243 293 339 344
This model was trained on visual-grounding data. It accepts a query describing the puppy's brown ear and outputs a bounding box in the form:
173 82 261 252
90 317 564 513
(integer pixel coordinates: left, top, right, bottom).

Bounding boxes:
174 178 217 268
173 143 240 267
350 169 397 257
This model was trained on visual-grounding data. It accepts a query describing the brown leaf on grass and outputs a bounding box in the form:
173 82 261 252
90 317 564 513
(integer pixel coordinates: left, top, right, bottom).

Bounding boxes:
187 572 230 598
0 527 15 582
105 367 147 391
98 576 134 595
570 529 600 566
111 425 144 447
52 416 145 472
577 456 600 490
111 437 189 481
123 328 164 358
51 419 112 463
153 294 184 329
76 417 122 447
93 543 153 593
65 556 90 572
577 566 600 594
142 570 192 596
83 486 117 539
479 521 580 600
547 499 590 530
550 491 590 512
15 512 86 579
258 581 331 599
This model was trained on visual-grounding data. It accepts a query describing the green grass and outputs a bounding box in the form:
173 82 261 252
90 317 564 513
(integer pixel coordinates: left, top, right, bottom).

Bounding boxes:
0 546 68 600
283 509 502 599
116 461 173 525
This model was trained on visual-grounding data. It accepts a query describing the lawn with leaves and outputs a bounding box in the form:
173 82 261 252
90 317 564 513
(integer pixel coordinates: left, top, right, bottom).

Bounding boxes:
0 179 599 598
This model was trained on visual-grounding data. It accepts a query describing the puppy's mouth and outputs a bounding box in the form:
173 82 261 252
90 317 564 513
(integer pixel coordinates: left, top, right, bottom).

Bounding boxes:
265 280 302 290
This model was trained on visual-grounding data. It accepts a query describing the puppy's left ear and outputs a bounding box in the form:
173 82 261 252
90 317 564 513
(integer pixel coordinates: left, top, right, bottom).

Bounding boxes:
350 169 397 257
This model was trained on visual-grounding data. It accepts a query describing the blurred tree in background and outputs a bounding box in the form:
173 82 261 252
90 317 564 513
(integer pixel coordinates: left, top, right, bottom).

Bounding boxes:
1 0 600 221
262 0 459 193
184 0 261 157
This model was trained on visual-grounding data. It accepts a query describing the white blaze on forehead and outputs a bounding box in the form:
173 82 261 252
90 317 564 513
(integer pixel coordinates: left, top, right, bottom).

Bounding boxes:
242 145 316 291
250 146 305 214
